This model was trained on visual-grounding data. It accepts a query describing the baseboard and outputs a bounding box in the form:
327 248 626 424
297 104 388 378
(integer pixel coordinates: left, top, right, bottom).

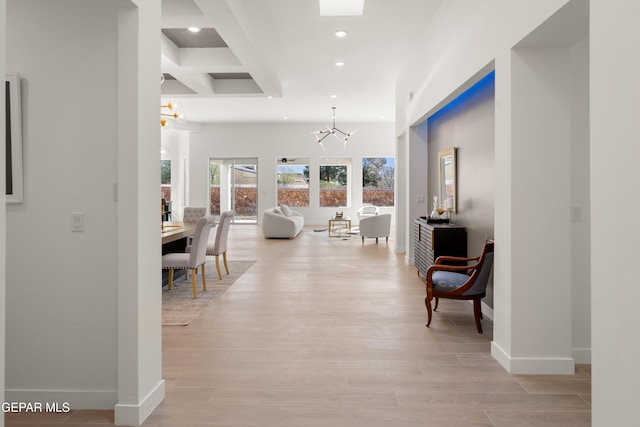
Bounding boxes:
572 347 592 364
114 379 165 426
491 341 575 374
481 301 494 321
5 389 116 410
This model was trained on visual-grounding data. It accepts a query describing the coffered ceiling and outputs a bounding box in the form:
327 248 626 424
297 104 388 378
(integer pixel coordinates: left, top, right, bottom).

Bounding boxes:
161 0 442 123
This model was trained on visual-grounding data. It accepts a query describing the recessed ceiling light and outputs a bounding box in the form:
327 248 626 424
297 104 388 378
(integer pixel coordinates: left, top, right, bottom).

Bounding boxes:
283 116 289 120
187 27 201 33
335 61 345 67
335 30 347 38
331 95 337 98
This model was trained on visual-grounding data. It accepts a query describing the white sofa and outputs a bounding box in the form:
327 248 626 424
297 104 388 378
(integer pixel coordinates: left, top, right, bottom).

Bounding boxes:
261 205 304 239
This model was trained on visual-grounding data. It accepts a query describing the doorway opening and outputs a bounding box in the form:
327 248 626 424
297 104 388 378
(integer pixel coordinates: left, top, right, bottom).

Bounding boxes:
209 158 258 224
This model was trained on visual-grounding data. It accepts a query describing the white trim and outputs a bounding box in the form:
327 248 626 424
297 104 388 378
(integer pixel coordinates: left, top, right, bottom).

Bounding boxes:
114 379 165 426
481 300 494 321
491 341 575 374
5 389 116 409
572 347 591 364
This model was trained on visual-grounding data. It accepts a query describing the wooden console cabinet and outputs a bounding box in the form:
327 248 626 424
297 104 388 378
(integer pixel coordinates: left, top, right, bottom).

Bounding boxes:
414 218 467 277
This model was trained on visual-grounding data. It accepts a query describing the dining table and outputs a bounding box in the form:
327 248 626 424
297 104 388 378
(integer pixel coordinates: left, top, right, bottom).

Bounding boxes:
161 221 198 285
161 221 197 247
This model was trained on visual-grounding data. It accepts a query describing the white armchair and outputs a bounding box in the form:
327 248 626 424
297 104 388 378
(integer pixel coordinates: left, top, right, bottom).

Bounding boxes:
359 213 391 244
357 205 380 221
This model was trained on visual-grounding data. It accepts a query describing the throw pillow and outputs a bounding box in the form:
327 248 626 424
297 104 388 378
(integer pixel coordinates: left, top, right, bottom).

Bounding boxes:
272 207 284 215
280 204 293 217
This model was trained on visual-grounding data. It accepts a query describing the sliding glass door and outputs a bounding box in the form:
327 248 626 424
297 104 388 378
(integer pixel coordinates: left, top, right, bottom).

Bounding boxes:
209 158 258 224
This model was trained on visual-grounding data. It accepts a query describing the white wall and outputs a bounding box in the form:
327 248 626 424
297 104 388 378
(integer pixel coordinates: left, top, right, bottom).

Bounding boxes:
0 1 6 426
397 0 572 270
6 1 163 424
508 45 573 371
396 1 573 134
395 133 407 254
396 0 593 375
570 38 591 364
6 0 120 406
591 0 640 424
115 1 164 424
188 122 396 226
405 121 428 266
161 129 190 221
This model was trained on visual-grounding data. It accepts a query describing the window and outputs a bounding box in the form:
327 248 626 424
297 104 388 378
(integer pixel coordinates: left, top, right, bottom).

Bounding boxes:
209 158 259 224
362 157 395 207
277 157 309 207
319 157 350 207
160 159 171 200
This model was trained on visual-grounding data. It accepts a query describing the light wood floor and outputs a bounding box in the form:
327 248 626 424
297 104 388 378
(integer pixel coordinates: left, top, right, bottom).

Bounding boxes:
7 225 591 426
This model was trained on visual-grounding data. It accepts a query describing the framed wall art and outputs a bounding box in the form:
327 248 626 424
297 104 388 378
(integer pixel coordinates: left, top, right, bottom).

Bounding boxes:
5 73 23 203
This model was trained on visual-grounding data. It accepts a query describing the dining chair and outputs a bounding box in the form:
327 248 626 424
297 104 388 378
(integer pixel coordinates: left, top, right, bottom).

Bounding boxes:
208 210 234 279
182 207 206 223
424 239 494 333
186 210 234 280
182 207 207 249
162 215 215 299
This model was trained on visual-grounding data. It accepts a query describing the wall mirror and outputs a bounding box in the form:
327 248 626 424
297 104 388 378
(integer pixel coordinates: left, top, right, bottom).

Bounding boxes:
438 147 457 213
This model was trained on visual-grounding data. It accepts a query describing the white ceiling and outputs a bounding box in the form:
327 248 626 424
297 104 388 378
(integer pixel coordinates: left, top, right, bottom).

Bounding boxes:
161 0 442 124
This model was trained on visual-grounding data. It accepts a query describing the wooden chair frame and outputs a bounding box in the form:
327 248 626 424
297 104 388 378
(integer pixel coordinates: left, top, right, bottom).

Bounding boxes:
425 239 494 333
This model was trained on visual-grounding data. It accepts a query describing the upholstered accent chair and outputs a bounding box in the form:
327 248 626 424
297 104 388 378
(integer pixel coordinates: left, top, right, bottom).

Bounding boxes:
425 239 495 333
358 213 391 244
162 215 215 299
356 205 380 221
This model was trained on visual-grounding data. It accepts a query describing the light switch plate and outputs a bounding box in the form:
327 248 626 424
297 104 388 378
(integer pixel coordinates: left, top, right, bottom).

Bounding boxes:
571 206 582 222
71 212 84 232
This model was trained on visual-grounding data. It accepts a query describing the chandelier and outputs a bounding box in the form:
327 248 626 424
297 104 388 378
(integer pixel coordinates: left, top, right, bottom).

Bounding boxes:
160 101 185 127
311 107 358 150
160 75 186 127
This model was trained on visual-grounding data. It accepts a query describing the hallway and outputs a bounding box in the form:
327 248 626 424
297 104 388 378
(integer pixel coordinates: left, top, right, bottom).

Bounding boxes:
7 224 591 426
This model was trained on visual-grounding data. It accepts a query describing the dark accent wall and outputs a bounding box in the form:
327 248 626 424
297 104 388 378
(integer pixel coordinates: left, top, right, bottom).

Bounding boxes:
427 72 496 307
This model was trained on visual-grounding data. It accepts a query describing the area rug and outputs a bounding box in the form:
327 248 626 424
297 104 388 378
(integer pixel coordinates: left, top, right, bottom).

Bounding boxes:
162 260 255 326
